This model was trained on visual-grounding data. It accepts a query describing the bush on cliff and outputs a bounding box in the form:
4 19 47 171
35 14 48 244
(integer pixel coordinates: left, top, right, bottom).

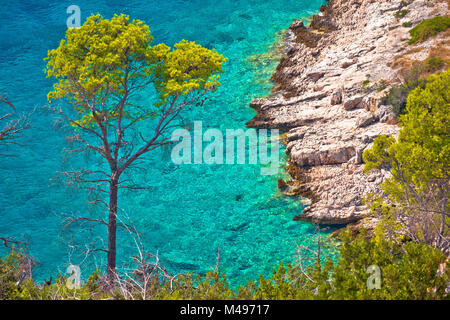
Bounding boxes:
235 231 448 300
325 230 449 300
381 75 427 116
382 57 445 116
364 70 450 253
408 16 450 44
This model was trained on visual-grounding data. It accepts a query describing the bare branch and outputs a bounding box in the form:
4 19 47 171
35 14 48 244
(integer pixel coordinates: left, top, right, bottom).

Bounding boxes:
0 96 32 148
0 236 29 249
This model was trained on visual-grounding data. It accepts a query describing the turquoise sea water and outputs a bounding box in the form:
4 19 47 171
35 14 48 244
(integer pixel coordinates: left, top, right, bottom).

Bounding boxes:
0 0 326 286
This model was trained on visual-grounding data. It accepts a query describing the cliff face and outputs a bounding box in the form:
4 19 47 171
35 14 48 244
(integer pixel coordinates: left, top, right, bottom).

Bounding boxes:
248 0 449 224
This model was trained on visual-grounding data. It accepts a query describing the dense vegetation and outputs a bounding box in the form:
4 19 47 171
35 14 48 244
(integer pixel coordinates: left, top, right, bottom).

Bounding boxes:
408 16 450 45
382 57 446 116
364 70 449 254
1 230 448 300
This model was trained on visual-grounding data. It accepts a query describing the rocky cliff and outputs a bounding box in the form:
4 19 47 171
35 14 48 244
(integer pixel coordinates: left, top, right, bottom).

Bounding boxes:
248 0 449 224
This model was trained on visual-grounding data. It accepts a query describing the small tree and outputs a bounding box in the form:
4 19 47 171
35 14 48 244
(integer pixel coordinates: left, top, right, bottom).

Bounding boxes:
363 70 449 253
45 14 226 282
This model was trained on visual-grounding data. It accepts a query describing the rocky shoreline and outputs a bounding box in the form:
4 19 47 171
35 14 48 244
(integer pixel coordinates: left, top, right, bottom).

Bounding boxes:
248 0 449 225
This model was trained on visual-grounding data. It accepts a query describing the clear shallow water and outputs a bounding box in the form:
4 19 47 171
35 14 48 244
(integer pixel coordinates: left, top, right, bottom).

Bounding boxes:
0 0 326 286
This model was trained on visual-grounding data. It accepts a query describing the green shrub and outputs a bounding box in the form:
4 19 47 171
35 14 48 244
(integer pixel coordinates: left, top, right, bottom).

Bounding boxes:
395 10 410 19
381 76 427 116
424 57 445 72
376 79 388 92
235 231 449 300
400 0 415 8
364 70 450 255
362 79 371 91
328 231 449 300
0 249 23 299
402 21 413 28
1 233 448 300
408 16 450 44
381 57 445 116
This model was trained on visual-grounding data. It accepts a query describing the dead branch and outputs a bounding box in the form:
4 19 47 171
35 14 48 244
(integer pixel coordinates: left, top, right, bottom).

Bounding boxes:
0 236 29 249
0 95 32 149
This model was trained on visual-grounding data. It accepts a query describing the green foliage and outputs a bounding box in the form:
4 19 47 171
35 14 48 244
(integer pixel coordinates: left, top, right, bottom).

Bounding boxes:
382 56 444 116
381 62 434 116
400 0 415 8
402 21 413 28
408 16 450 44
0 249 23 299
154 272 235 300
394 10 410 19
362 79 371 90
46 14 153 103
1 233 448 300
16 271 105 300
0 249 96 300
45 14 226 127
382 85 412 116
397 71 449 189
151 40 226 104
329 231 449 300
376 79 388 92
363 135 397 173
367 70 449 195
247 233 448 300
424 57 445 72
361 74 372 91
364 70 450 248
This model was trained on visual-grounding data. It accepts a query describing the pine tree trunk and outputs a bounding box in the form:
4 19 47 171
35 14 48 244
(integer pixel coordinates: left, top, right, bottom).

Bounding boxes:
107 174 119 283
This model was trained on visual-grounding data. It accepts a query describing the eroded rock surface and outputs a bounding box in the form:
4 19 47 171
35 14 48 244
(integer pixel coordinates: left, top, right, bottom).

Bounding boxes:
248 0 448 224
